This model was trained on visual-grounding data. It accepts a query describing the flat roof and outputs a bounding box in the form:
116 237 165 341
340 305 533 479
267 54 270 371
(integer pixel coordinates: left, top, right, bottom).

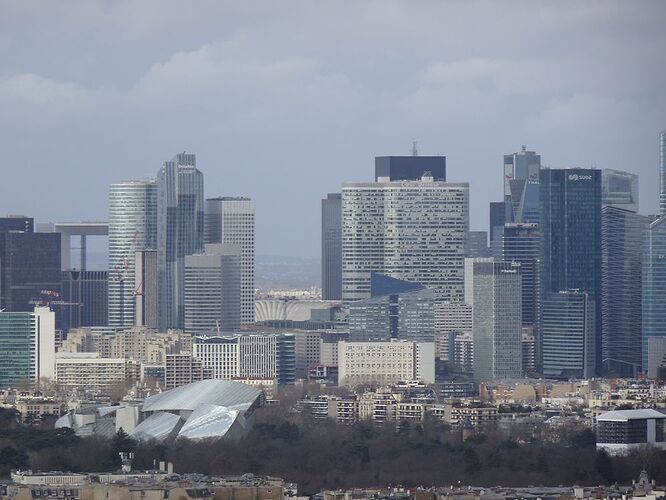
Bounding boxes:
597 409 666 421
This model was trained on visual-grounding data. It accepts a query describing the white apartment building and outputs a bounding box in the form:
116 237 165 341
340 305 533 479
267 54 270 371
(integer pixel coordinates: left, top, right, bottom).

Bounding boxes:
55 353 128 391
341 177 469 304
338 340 435 386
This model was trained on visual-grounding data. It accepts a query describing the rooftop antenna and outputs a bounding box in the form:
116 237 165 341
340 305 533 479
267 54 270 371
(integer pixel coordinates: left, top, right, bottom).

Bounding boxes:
411 139 418 157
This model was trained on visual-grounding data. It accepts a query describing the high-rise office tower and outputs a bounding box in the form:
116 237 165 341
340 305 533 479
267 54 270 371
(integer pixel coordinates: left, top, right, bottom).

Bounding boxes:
467 231 491 258
540 168 602 371
59 270 108 333
321 193 342 300
342 173 469 303
0 306 55 386
0 220 61 312
660 131 666 214
501 223 540 329
464 258 522 381
374 155 446 181
602 169 639 212
504 146 541 223
134 250 158 329
541 290 596 379
204 197 255 325
643 215 666 369
488 201 507 244
108 180 157 327
601 206 647 376
157 153 204 330
184 244 241 334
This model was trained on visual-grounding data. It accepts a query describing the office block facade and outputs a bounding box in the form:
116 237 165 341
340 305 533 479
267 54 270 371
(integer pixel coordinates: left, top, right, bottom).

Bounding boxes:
501 222 540 329
204 197 255 325
0 230 61 313
108 180 157 327
321 193 342 300
467 231 490 258
602 169 639 212
374 155 446 181
503 147 541 223
541 290 596 379
0 216 33 233
465 258 522 380
342 177 469 303
59 270 108 333
184 244 241 334
540 168 602 371
643 215 666 369
601 206 648 375
660 131 666 215
157 153 205 330
489 201 507 244
134 250 158 329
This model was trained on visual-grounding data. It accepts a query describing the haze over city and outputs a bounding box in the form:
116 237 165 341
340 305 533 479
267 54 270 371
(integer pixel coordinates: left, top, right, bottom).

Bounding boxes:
1 1 665 257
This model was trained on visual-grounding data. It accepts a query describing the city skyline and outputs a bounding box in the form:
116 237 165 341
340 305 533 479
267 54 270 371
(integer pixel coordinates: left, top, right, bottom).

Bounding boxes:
1 2 665 258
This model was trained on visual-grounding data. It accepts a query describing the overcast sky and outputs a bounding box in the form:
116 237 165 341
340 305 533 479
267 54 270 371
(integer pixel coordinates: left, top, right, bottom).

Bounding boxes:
1 1 665 258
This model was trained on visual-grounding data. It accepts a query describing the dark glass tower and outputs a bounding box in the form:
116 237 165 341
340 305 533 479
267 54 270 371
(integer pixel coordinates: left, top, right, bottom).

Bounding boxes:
540 168 602 373
601 206 647 376
504 147 541 223
321 193 342 300
59 270 108 332
660 131 666 215
374 156 446 181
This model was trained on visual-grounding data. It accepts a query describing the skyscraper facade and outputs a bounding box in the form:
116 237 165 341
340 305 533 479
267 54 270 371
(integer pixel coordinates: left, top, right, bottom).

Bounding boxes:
504 147 541 223
660 131 666 215
59 270 108 333
602 169 639 212
540 168 602 371
157 153 204 330
601 206 647 376
342 175 469 303
467 231 490 258
643 215 666 369
464 258 522 381
321 193 342 300
501 222 540 329
134 249 158 329
184 244 241 334
374 155 446 181
108 179 157 327
204 197 255 325
541 290 596 379
0 229 61 312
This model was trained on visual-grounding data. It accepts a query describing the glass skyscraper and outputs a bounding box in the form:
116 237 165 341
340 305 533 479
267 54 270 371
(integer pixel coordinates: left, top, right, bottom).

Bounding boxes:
504 146 541 223
157 153 204 330
321 193 342 300
660 131 666 215
602 169 639 212
108 179 157 327
540 168 602 372
642 215 666 369
601 206 648 376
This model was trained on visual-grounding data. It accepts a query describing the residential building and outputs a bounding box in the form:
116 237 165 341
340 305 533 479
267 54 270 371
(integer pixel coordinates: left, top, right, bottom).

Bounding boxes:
503 146 541 223
59 270 108 333
184 244 241 334
522 332 537 375
465 258 522 380
374 155 446 181
134 250 158 328
349 274 435 342
643 215 666 369
192 336 239 379
204 197 255 325
54 353 129 391
602 169 639 212
540 168 602 371
165 353 209 389
453 332 474 374
342 175 469 303
601 206 648 375
108 180 157 327
596 409 666 454
0 307 55 386
321 193 342 300
157 153 204 330
338 340 435 386
541 290 596 379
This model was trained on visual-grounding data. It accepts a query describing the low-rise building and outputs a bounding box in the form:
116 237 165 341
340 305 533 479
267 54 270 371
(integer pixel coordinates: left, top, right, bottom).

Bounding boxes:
596 409 666 454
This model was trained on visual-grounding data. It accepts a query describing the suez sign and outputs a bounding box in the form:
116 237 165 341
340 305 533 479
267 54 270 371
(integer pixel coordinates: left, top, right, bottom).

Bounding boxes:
568 173 593 181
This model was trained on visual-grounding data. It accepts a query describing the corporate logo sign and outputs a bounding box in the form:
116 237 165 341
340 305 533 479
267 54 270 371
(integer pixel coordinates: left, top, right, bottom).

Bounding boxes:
568 173 592 181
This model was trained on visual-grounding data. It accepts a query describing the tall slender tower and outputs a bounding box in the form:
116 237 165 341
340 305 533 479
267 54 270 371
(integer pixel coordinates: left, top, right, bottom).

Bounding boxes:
659 130 666 215
108 180 157 327
157 153 204 330
321 193 342 300
204 197 255 325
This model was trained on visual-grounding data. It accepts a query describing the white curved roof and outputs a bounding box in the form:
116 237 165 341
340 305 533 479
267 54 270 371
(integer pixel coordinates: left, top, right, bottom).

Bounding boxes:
177 403 247 440
142 379 262 413
254 300 337 322
132 412 183 441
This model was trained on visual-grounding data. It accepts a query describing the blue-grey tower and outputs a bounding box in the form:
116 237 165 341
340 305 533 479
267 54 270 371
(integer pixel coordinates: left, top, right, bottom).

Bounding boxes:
540 168 602 374
157 153 204 330
660 131 666 215
321 193 342 300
